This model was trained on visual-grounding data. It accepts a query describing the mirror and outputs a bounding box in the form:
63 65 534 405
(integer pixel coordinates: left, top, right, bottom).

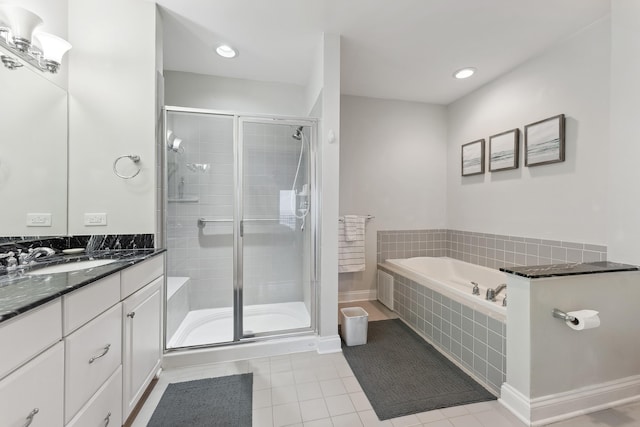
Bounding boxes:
0 45 68 237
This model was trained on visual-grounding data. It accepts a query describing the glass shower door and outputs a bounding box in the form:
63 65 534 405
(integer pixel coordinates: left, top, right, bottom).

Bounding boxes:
165 110 236 348
239 118 314 338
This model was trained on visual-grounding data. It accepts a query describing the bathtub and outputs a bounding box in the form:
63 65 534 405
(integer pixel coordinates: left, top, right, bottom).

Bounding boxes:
383 257 507 321
379 256 508 394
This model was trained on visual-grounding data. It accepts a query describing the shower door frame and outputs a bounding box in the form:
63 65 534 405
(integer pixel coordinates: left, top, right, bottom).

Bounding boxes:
162 106 319 352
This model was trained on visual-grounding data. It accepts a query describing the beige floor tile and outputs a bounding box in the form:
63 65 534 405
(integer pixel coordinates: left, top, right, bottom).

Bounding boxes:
272 385 299 405
448 414 484 427
320 378 348 397
350 391 373 412
253 406 274 427
273 402 302 427
416 410 445 424
390 414 422 427
299 398 330 422
333 412 365 427
303 418 334 427
358 409 393 426
325 394 357 416
296 381 324 401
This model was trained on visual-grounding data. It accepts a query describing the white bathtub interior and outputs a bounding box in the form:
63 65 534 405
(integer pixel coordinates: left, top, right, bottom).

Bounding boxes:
384 256 507 320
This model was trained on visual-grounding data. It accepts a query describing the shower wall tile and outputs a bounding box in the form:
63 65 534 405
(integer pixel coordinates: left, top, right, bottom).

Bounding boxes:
166 116 308 310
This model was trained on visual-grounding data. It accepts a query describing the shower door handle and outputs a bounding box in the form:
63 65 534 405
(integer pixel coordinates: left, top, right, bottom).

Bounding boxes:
240 220 244 237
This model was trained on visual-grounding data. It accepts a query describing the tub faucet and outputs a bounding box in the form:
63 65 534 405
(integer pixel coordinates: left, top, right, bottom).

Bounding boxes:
471 282 480 296
486 283 507 302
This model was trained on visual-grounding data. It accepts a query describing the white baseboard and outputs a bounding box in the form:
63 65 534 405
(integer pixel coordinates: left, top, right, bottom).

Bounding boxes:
316 335 342 354
501 376 640 426
338 290 377 303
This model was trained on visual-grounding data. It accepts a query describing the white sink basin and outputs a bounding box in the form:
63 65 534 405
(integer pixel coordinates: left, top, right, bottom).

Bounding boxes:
28 259 118 275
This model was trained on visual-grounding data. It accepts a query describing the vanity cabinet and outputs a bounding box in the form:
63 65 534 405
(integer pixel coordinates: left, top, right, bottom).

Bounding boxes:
0 342 64 427
0 253 164 427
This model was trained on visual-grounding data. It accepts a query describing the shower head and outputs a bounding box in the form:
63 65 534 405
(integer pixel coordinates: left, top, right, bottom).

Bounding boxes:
167 130 184 153
292 126 303 141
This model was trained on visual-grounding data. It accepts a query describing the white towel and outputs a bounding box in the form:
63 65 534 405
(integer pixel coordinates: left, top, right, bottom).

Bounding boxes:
344 215 364 242
339 215 366 273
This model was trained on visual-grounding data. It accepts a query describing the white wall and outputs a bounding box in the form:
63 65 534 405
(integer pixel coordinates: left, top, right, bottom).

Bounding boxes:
446 17 610 245
339 95 447 294
607 1 640 264
317 33 341 351
68 0 158 235
164 71 307 117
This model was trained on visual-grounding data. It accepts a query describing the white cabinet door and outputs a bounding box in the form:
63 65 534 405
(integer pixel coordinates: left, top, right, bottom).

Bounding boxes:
0 342 64 427
122 276 162 421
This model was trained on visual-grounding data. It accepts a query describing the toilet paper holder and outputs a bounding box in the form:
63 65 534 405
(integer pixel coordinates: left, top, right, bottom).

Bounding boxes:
552 308 578 325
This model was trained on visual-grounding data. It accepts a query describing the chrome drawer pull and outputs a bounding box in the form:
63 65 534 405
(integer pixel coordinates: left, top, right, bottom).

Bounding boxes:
23 408 39 427
104 411 112 426
127 311 136 318
88 344 111 364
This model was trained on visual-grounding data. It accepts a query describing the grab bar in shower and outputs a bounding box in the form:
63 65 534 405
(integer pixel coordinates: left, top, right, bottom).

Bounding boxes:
197 217 287 227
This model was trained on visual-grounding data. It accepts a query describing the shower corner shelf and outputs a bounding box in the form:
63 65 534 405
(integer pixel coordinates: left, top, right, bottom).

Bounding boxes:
168 197 200 203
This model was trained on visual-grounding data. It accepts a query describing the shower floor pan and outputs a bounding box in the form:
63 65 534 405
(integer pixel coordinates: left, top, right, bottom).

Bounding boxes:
167 301 311 348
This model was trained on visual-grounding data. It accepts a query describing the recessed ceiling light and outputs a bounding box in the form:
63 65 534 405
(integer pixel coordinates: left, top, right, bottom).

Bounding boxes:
216 44 237 59
454 67 476 79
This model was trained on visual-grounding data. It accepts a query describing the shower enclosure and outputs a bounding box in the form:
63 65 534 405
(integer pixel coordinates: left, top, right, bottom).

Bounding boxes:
163 107 317 350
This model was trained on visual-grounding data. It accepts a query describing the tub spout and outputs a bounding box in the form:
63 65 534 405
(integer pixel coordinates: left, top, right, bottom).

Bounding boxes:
486 283 507 302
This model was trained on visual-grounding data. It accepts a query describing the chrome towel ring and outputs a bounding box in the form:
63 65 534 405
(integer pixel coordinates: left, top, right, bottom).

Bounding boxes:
113 155 141 179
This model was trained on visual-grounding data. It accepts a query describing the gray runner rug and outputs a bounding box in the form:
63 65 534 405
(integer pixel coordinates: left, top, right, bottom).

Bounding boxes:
342 319 495 420
147 373 252 427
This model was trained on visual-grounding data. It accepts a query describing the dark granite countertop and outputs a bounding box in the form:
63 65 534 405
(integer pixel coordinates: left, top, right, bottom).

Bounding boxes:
500 261 639 279
0 249 165 323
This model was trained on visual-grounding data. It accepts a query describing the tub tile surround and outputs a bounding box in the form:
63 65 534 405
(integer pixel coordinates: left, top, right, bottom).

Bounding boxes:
378 229 607 269
383 266 507 396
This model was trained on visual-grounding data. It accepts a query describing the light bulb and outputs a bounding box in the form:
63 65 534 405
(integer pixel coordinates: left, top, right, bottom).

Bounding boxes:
216 44 237 59
453 67 476 79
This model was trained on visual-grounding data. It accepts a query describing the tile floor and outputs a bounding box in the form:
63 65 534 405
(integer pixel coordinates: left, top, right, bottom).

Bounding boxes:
132 301 640 426
131 350 640 427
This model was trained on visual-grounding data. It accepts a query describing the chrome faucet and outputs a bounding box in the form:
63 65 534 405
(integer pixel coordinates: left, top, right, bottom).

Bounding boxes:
19 247 56 265
486 283 507 302
471 282 480 296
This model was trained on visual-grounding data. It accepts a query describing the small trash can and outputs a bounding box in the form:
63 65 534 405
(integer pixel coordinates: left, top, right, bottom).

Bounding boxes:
340 307 369 346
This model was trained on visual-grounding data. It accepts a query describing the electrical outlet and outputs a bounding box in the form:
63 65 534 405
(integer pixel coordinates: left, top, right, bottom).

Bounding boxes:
84 213 107 226
26 213 52 227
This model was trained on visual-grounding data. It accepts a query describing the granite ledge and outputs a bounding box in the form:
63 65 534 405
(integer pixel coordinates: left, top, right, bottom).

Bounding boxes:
0 248 166 323
500 261 639 279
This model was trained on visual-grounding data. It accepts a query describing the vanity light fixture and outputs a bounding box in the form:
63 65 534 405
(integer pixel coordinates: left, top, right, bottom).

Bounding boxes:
0 4 71 73
453 67 476 79
215 44 237 59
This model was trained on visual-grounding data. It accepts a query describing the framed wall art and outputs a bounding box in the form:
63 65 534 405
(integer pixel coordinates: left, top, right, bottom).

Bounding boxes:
489 128 519 172
461 139 485 176
524 114 565 167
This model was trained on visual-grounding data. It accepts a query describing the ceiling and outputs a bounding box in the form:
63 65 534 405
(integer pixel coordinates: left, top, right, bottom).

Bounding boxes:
156 0 610 105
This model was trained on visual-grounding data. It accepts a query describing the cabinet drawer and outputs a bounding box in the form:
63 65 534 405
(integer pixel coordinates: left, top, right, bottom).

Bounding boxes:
66 366 122 427
62 273 120 335
64 303 122 423
0 299 62 379
121 255 163 298
0 341 64 427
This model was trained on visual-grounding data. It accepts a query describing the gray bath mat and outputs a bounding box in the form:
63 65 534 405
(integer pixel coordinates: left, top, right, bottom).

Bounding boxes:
147 373 252 427
342 319 495 420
